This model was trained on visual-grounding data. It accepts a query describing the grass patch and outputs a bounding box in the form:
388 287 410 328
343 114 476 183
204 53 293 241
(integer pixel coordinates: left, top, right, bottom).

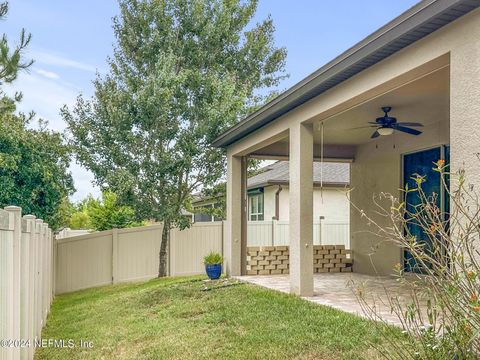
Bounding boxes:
37 276 399 359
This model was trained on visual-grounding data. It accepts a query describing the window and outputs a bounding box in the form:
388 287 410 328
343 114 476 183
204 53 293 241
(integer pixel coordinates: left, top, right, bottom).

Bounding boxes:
193 204 213 222
193 203 224 222
249 194 264 221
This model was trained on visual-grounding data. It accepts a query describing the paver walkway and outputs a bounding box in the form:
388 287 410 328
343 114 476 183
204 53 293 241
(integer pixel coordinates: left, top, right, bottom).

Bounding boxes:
236 273 427 326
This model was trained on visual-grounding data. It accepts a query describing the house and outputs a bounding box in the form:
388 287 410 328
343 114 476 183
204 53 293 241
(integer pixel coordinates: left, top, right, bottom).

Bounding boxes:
245 161 349 222
192 161 349 223
212 0 480 296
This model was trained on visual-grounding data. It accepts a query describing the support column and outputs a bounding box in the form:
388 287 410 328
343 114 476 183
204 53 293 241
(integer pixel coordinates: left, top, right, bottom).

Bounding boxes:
225 151 247 276
289 123 314 296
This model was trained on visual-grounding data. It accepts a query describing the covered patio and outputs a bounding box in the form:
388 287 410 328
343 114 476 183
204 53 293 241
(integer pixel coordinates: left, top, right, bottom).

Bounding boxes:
213 0 480 299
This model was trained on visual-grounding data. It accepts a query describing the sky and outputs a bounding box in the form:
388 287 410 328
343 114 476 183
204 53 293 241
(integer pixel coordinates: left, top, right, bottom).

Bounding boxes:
3 0 418 201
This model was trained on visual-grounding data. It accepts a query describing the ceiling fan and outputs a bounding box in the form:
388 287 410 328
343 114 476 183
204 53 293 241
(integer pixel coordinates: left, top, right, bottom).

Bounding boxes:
359 106 423 138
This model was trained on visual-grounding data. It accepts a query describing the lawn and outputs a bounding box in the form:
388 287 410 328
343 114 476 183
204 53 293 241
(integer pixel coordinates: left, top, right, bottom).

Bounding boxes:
37 276 399 359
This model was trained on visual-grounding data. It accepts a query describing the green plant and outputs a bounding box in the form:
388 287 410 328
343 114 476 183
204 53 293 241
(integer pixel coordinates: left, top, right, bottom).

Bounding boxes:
84 191 143 231
351 161 480 359
203 252 223 266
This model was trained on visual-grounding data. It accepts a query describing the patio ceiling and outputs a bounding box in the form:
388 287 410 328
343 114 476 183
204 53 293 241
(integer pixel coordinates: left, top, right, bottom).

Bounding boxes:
250 66 449 160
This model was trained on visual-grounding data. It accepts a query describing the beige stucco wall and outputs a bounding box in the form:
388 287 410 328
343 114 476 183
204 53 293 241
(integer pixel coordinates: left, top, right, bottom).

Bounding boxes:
263 185 350 223
351 121 449 275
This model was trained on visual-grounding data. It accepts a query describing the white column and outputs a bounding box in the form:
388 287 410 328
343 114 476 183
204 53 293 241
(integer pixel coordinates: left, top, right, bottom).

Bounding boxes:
225 151 247 276
289 123 314 296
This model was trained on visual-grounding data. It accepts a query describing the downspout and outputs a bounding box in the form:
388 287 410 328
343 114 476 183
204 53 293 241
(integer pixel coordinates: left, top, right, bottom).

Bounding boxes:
274 185 283 220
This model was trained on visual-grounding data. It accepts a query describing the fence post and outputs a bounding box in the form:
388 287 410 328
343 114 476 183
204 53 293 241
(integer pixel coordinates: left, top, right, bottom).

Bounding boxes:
5 206 21 360
168 227 173 277
41 223 49 326
319 216 325 245
271 218 277 246
35 219 44 335
112 228 118 284
23 215 36 360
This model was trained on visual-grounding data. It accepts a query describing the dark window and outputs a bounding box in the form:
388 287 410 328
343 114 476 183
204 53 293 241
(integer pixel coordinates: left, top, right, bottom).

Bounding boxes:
193 204 213 222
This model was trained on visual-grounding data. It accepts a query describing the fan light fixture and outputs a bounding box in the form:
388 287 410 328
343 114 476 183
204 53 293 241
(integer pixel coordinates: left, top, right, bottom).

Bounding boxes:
349 106 423 139
377 127 394 136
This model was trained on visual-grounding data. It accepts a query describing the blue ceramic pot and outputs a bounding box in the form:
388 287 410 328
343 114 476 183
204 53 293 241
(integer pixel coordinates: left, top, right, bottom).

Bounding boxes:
205 264 222 280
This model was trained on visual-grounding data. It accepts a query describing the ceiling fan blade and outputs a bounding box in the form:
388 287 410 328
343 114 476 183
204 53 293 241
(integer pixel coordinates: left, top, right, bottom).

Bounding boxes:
368 121 379 125
393 125 422 135
371 130 380 138
350 125 378 130
395 122 423 127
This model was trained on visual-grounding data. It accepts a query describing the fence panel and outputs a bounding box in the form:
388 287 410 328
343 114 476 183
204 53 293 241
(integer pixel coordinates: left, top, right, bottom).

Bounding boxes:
116 224 163 283
170 222 223 276
247 221 273 246
245 220 349 248
321 222 350 248
56 232 113 294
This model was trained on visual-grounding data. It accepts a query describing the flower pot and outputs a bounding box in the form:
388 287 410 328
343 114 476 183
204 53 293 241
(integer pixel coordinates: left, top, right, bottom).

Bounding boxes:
205 263 222 280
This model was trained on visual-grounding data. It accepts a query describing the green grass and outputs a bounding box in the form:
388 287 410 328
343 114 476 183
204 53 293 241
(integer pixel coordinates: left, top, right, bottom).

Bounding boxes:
37 276 398 359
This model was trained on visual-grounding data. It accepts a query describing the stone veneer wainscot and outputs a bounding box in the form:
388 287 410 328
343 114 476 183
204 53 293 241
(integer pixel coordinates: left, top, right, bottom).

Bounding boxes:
246 245 353 275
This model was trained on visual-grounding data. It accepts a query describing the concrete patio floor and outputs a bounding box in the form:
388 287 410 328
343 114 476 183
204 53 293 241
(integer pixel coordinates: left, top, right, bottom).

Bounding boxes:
235 273 427 326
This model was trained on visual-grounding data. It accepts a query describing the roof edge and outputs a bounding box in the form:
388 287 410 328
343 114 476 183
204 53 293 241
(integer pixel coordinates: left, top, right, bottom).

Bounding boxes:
213 0 479 148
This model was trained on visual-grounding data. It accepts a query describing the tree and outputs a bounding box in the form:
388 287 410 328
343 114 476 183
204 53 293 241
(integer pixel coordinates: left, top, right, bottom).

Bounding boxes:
63 0 287 276
0 104 75 229
0 1 33 85
0 1 73 230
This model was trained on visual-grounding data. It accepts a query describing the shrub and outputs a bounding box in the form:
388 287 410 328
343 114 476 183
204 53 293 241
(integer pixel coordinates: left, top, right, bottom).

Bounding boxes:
203 252 223 265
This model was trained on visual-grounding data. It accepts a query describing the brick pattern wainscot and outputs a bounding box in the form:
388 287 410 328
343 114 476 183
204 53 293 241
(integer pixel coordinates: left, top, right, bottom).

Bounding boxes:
246 245 353 275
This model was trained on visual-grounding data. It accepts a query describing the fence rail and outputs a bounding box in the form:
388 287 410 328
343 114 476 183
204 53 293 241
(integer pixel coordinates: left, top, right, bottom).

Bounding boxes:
0 207 54 360
247 220 349 248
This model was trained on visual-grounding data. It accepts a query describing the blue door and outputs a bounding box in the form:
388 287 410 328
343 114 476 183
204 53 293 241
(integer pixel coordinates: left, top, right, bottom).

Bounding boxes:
403 147 446 272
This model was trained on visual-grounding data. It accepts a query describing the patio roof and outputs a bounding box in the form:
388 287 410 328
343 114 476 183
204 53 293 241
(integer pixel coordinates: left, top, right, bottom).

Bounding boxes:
212 0 479 148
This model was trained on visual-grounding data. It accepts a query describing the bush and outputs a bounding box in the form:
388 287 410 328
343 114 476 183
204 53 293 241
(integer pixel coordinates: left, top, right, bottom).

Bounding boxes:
203 252 223 265
66 191 143 231
352 161 480 359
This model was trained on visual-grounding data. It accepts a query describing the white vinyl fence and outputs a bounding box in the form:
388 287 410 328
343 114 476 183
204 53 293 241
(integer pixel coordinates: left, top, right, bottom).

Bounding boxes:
247 220 349 248
55 223 223 294
0 207 54 360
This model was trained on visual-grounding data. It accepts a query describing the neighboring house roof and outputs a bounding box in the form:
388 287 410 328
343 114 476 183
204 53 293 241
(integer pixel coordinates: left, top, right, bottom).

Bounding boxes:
212 0 480 148
247 161 349 189
192 161 349 205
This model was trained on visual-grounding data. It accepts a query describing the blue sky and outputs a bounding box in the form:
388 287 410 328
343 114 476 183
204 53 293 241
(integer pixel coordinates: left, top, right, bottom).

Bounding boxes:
3 0 418 201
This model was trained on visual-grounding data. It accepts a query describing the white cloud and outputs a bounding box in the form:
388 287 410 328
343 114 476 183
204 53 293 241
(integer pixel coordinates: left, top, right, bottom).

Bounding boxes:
9 71 78 130
35 68 60 79
31 49 99 73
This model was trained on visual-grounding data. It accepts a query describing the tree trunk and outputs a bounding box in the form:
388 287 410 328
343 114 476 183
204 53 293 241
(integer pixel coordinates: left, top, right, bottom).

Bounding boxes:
158 221 170 277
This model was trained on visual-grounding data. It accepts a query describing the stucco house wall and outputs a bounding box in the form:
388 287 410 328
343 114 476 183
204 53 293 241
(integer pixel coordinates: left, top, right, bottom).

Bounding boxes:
351 121 449 275
263 185 349 223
